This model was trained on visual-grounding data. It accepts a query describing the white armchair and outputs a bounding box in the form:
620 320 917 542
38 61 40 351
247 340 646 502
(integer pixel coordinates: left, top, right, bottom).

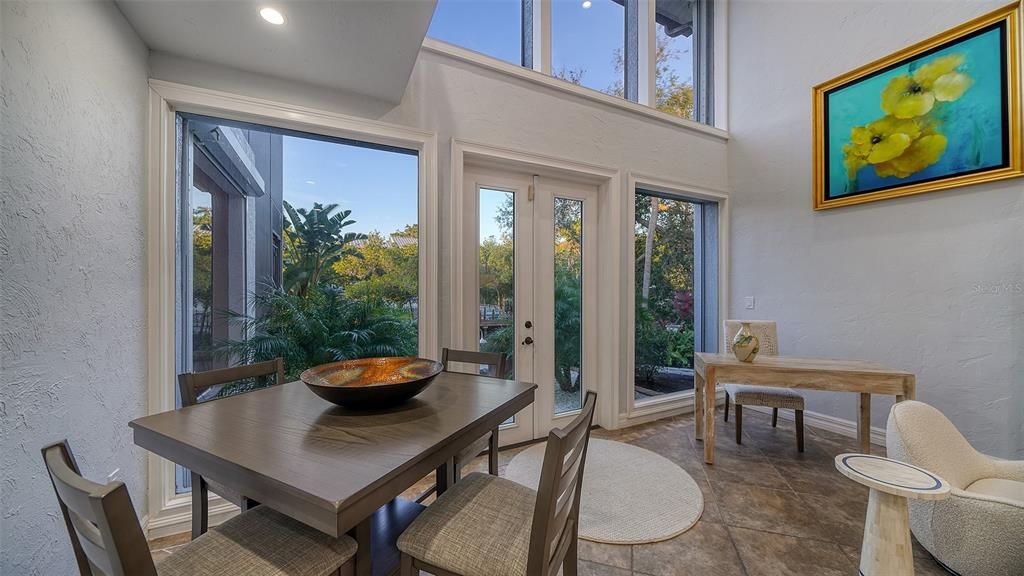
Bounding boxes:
886 400 1024 576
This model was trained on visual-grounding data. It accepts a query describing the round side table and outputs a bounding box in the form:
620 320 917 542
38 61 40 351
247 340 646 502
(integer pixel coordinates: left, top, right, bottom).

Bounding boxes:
835 453 950 576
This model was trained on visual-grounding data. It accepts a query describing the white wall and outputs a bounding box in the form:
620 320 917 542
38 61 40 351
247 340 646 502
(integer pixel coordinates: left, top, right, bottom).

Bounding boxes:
151 46 731 374
728 0 1023 458
0 1 150 574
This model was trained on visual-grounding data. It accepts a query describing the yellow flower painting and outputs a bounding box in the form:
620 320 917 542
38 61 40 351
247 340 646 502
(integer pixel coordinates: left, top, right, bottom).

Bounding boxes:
841 54 972 183
814 3 1021 210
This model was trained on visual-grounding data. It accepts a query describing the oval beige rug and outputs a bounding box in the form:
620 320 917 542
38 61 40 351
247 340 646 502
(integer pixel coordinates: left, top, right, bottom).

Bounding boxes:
503 438 703 544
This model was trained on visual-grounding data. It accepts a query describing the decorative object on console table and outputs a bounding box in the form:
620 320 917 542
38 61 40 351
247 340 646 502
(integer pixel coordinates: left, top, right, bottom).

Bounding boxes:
300 357 443 409
835 453 950 576
730 322 760 362
812 2 1022 210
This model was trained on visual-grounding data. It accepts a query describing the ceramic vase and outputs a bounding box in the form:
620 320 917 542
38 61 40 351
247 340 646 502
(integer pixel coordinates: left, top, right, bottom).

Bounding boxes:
731 322 760 362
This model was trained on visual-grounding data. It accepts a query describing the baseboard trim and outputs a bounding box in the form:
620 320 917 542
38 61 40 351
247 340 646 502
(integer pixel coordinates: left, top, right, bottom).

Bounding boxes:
745 405 886 447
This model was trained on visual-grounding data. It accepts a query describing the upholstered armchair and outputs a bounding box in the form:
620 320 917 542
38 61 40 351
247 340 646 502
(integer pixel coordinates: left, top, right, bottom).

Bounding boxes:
886 401 1024 576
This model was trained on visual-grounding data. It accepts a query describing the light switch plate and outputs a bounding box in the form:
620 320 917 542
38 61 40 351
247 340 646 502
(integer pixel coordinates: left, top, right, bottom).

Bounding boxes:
744 296 755 310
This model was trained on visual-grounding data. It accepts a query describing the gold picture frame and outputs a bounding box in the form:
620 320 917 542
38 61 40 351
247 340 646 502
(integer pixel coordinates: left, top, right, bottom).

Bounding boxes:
813 2 1022 210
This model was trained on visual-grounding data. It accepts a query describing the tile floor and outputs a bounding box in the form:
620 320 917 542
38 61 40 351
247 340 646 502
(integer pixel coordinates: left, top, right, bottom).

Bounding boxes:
150 409 951 575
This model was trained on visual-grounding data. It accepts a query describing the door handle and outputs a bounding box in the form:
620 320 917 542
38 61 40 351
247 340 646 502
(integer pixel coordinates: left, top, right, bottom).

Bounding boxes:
522 337 534 345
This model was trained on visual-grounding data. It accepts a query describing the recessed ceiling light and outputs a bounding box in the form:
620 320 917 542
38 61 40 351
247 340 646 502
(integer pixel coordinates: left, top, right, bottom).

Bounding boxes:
582 0 592 8
260 7 285 25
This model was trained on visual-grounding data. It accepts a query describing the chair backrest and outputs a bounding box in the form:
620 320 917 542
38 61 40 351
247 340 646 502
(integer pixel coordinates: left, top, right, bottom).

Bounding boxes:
440 348 508 379
178 357 285 407
887 400 993 489
723 320 779 356
527 391 598 576
41 441 157 576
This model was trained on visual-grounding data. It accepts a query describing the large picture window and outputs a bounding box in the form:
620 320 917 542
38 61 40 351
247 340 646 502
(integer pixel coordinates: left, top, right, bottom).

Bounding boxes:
633 188 718 402
175 114 419 492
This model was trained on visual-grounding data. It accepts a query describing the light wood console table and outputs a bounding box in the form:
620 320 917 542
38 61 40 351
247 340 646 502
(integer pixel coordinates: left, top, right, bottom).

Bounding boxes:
694 353 915 464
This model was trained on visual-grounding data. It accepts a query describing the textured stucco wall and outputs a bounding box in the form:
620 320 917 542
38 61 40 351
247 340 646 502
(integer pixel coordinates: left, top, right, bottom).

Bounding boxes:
1 1 150 573
728 0 1023 458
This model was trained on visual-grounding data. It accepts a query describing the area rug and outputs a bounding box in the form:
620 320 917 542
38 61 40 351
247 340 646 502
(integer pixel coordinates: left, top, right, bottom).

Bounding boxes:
503 438 703 544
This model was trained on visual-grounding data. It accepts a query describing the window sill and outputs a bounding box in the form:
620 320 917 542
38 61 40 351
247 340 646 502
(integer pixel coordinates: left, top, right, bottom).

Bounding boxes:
420 38 729 142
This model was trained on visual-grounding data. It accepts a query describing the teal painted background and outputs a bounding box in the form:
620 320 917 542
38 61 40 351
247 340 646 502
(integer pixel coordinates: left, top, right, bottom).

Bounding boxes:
826 26 1006 198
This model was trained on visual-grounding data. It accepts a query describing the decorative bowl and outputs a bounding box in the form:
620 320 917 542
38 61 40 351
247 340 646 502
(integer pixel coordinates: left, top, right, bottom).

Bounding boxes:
300 357 444 409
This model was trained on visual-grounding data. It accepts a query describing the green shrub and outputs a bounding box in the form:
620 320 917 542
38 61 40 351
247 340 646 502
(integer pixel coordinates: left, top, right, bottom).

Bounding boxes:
667 327 695 369
217 284 417 380
634 305 670 383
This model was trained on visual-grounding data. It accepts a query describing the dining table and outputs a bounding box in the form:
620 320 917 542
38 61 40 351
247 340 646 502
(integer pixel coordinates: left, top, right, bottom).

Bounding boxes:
130 372 536 576
694 353 915 464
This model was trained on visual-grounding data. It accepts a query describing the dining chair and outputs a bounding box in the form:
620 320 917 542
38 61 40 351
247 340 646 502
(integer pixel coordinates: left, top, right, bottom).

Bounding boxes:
414 348 508 504
41 439 356 576
177 357 285 538
397 391 597 576
722 321 805 452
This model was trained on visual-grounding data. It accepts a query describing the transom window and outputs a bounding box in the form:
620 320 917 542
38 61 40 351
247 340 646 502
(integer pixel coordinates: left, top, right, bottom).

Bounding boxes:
426 0 714 123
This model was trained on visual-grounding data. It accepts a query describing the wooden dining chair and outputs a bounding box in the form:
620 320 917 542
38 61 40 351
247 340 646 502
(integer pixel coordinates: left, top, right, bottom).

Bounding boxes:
177 357 285 538
441 348 508 479
397 391 598 576
41 440 356 576
416 349 508 503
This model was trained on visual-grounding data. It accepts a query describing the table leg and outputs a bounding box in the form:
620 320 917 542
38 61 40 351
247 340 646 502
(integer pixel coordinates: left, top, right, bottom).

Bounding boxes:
436 458 454 496
703 367 716 465
694 370 705 441
859 488 914 576
351 517 372 576
859 393 872 454
903 375 916 401
190 472 208 539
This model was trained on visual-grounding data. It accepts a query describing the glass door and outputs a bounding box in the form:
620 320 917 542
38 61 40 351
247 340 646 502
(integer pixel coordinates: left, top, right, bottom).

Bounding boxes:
462 166 597 443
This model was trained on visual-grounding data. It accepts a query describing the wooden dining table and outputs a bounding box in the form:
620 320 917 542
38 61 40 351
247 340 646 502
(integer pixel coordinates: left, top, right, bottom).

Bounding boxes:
130 372 536 576
694 353 915 464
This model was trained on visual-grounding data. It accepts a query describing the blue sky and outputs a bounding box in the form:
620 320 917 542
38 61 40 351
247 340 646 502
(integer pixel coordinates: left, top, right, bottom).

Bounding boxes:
282 136 418 236
479 188 511 241
428 0 693 93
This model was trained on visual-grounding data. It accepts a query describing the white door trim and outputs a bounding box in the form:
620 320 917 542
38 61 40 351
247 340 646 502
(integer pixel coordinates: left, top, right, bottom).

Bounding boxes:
145 80 438 537
450 139 621 431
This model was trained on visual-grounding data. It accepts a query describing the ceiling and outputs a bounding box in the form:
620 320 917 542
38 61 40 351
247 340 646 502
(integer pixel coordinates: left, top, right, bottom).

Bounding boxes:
117 0 437 104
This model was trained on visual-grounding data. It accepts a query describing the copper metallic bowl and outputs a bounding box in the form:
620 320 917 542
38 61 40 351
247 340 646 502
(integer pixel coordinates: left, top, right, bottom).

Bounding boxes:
300 357 444 409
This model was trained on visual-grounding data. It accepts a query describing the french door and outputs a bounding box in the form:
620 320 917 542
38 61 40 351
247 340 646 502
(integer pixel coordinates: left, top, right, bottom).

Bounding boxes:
461 165 598 443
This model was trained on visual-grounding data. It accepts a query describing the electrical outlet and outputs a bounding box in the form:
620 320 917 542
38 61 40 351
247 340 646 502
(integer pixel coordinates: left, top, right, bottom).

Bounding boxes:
107 468 121 484
744 296 756 310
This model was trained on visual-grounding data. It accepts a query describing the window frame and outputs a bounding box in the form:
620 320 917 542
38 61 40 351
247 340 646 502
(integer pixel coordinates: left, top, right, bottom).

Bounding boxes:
425 0 719 126
624 172 728 417
146 80 438 538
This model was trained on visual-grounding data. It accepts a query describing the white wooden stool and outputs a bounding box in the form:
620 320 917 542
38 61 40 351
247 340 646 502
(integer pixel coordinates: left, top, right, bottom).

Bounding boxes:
835 453 950 576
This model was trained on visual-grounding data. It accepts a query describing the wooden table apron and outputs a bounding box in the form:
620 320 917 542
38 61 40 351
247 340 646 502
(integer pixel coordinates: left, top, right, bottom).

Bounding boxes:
693 353 915 464
130 374 536 575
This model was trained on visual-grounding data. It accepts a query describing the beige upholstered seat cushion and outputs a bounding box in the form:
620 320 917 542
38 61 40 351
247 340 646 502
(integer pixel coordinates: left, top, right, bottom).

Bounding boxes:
966 478 1024 504
724 384 805 410
157 506 356 576
397 472 536 576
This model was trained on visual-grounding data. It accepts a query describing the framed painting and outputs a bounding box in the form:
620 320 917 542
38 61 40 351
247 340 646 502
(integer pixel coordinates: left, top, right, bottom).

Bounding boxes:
813 2 1022 210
